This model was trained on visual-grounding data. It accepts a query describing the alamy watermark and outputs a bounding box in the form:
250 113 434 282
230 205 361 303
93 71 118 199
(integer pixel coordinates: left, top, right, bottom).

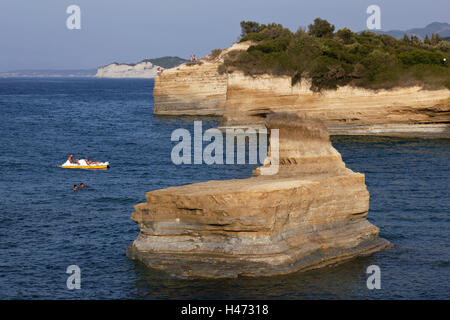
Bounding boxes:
65 5 382 33
66 5 81 30
366 5 381 30
366 265 381 289
66 265 81 290
170 121 279 175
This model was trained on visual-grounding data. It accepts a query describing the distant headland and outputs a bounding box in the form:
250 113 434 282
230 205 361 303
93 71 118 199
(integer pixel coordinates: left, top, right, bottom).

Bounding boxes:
0 57 188 79
95 56 188 78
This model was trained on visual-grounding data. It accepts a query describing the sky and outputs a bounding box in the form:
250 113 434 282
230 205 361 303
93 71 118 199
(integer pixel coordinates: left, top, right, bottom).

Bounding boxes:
0 0 449 71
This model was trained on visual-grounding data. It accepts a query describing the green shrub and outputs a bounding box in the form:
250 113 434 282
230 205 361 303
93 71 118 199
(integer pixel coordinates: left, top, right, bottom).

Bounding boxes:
308 18 335 38
361 50 396 80
209 49 222 60
223 19 450 91
399 49 446 66
240 32 265 42
336 28 355 44
240 21 262 38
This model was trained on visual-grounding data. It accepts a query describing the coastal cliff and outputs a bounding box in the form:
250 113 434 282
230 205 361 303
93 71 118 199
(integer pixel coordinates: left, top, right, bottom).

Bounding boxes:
152 26 450 138
153 64 450 137
153 42 253 116
127 113 391 278
153 62 226 115
221 72 450 138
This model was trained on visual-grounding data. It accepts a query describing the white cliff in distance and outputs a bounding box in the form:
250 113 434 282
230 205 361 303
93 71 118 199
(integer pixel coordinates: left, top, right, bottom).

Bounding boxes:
95 61 163 79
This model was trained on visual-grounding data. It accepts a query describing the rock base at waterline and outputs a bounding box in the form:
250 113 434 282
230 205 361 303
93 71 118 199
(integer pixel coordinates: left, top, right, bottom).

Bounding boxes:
127 114 391 278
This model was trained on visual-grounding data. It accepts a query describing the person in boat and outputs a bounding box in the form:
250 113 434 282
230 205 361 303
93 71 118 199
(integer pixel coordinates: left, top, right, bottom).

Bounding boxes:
85 158 101 165
67 154 80 165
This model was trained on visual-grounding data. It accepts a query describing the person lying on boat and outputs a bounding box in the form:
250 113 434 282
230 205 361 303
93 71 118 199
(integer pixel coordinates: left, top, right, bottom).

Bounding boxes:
85 158 102 165
67 154 80 165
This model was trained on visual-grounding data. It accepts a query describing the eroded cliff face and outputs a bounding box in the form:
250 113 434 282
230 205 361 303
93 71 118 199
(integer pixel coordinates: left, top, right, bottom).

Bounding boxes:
152 42 253 116
152 43 450 137
95 61 161 78
127 113 391 278
221 72 450 138
153 62 226 115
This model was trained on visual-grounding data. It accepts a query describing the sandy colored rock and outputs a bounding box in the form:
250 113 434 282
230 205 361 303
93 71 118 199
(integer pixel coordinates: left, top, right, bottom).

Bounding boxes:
221 72 450 138
153 42 254 116
127 113 391 278
152 41 450 138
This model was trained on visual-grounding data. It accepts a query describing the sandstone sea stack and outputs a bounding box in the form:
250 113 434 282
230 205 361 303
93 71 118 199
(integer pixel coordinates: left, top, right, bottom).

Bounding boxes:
127 113 391 278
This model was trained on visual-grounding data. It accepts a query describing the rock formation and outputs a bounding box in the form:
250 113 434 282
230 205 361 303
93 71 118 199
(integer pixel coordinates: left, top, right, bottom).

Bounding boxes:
127 113 391 278
152 44 450 138
152 42 254 116
221 72 450 138
95 61 162 78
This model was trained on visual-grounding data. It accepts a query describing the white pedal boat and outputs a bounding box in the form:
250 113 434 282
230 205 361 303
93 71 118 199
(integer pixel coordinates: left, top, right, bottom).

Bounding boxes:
61 159 110 169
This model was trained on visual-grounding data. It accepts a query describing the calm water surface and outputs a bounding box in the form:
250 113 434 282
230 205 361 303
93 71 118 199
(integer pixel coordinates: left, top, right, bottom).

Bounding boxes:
0 78 448 299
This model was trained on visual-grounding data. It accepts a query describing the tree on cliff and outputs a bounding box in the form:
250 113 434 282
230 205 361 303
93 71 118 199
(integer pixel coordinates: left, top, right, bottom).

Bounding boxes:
224 18 450 91
308 18 335 38
431 33 443 45
336 28 355 44
240 21 262 38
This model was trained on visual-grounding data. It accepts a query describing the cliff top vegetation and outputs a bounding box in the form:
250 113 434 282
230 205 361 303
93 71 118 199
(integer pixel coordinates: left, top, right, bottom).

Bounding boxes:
218 19 450 91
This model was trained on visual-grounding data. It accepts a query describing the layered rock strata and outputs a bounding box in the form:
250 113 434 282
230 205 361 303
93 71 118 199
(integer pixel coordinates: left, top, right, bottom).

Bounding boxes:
152 42 254 116
127 113 391 278
221 72 450 138
152 42 450 137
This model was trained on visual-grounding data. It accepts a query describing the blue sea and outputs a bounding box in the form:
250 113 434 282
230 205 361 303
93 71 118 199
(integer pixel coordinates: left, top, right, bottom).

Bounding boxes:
0 78 448 299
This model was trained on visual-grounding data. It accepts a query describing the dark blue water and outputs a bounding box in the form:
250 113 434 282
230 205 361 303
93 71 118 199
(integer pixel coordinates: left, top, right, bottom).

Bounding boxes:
0 78 448 299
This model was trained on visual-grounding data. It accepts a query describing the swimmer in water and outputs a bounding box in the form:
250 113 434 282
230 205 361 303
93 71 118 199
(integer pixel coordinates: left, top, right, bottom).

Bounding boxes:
73 184 78 191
